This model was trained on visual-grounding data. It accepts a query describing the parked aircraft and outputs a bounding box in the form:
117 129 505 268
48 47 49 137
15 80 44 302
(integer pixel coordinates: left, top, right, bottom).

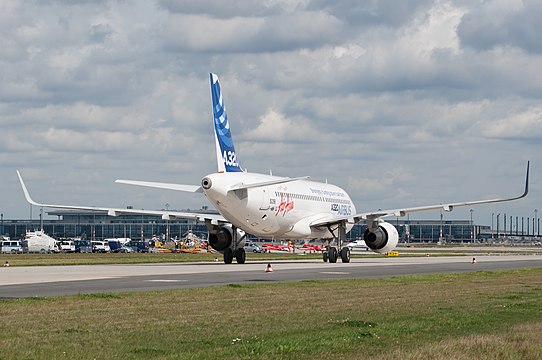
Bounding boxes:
17 73 530 264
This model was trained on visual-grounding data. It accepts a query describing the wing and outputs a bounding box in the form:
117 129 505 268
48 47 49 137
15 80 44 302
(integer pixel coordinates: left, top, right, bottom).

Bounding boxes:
16 171 227 224
311 161 530 228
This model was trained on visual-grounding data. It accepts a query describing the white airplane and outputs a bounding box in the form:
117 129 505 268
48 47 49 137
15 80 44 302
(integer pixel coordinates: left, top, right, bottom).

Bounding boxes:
17 73 530 264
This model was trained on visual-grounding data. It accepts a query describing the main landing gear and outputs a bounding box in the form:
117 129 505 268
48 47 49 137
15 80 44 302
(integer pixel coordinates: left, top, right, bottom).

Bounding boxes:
223 246 246 264
322 221 351 263
223 225 247 264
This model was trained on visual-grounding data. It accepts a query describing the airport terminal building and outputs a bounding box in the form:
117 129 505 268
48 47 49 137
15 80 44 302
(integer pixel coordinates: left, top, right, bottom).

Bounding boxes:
0 209 504 243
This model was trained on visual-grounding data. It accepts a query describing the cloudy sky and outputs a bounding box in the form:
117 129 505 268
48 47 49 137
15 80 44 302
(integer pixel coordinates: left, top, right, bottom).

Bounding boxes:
1 0 540 227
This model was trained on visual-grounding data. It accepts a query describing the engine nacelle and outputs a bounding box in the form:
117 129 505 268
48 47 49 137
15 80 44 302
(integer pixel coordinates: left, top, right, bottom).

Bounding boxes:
363 221 399 254
208 225 245 252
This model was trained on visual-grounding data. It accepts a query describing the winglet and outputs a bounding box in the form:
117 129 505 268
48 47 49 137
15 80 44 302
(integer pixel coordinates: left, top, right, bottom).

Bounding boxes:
16 170 41 206
523 161 530 198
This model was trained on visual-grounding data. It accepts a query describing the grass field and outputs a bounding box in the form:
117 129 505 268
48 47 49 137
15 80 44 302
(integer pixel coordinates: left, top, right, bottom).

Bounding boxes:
3 248 539 267
1 268 541 359
0 252 394 267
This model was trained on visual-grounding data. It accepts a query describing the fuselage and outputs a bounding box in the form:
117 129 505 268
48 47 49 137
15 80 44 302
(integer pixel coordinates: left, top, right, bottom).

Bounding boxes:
202 172 356 240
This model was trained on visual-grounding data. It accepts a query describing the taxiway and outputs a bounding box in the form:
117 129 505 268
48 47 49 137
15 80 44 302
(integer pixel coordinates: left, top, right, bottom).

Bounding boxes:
1 255 541 298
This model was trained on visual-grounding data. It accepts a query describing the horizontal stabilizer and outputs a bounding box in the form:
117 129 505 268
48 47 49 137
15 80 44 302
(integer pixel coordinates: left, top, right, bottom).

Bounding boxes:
230 176 310 191
115 179 203 193
16 170 224 222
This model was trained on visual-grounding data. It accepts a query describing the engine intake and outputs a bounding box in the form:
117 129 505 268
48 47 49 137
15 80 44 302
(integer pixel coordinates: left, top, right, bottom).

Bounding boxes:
208 225 245 252
363 221 399 254
208 227 232 251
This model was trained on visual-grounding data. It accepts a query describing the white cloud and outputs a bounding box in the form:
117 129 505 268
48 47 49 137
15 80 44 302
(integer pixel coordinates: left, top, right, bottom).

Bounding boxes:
244 109 320 142
482 107 542 140
163 11 342 53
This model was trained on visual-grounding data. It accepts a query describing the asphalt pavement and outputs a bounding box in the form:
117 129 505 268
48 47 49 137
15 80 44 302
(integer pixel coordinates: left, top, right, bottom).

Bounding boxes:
1 255 541 298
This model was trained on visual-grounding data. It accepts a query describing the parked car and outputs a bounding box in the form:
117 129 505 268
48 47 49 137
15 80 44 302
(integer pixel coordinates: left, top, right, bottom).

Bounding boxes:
74 239 92 253
244 241 262 253
126 240 149 253
59 240 76 252
113 246 134 253
346 239 369 251
91 241 110 253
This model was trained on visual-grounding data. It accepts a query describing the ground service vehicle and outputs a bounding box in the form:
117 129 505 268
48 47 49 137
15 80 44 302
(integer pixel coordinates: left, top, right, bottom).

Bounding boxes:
23 230 59 253
1 240 23 254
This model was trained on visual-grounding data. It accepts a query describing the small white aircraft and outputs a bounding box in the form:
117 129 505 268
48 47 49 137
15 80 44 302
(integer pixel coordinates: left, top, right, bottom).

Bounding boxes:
17 73 530 264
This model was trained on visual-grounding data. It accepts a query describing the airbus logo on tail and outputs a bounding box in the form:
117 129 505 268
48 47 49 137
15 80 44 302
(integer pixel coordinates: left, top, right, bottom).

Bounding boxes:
210 73 242 173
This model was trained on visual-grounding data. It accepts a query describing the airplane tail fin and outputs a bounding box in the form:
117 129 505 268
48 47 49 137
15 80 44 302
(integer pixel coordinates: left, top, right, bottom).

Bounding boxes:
210 73 243 173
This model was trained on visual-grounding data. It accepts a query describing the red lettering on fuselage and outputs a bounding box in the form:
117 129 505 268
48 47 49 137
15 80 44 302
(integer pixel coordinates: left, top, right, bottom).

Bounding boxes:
275 193 294 217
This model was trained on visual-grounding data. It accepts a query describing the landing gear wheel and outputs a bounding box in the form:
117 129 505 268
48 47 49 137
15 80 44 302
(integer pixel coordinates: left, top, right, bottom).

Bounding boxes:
223 248 234 264
322 251 328 263
340 247 350 263
328 247 338 263
235 248 246 264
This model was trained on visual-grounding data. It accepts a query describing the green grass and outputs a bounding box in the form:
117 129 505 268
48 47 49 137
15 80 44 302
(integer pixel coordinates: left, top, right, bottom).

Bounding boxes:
0 251 398 267
2 250 514 267
0 269 541 359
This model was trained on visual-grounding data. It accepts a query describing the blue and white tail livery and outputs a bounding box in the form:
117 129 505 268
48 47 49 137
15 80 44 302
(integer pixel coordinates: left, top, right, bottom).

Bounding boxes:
210 73 242 173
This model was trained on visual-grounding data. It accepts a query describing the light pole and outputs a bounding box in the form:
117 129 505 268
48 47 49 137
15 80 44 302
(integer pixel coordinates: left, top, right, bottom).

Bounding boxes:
439 210 443 243
510 215 513 237
497 214 501 240
470 209 474 243
165 203 170 242
535 209 538 238
492 213 494 240
504 213 507 240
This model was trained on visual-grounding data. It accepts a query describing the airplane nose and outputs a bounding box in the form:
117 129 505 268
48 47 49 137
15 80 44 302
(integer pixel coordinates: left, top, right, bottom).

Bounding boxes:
201 177 212 190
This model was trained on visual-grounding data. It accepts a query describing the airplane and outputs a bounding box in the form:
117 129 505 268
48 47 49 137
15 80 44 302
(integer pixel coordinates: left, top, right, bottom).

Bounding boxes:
17 73 530 264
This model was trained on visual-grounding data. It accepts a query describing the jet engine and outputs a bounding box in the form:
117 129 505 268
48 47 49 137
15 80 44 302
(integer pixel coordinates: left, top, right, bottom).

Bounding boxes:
208 225 245 252
363 221 399 254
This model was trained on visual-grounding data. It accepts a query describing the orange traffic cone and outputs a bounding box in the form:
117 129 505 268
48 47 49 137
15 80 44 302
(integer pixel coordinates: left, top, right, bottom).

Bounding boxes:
265 263 273 272
471 257 477 264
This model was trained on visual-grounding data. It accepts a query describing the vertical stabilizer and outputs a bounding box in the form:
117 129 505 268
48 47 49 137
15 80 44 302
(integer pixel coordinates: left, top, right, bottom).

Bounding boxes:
210 73 242 173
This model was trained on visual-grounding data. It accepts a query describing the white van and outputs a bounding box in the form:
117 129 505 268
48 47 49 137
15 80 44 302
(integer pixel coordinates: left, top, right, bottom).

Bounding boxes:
1 239 23 254
91 241 110 253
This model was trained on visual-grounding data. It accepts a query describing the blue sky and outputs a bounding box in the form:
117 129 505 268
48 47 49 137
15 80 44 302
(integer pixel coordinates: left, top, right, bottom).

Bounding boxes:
0 0 540 226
